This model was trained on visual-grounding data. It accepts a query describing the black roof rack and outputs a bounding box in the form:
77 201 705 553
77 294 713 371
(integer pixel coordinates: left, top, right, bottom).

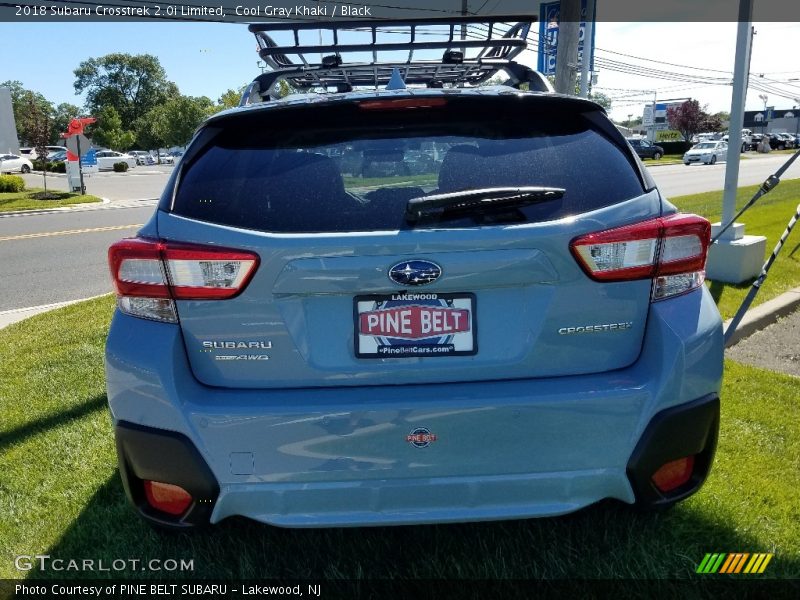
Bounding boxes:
242 16 551 103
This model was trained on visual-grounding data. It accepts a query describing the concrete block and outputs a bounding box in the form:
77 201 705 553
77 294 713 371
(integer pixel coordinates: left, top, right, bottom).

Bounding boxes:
706 234 767 283
710 221 745 241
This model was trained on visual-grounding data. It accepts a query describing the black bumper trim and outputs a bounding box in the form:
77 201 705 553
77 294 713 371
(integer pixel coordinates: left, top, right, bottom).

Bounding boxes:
115 421 219 528
626 393 720 508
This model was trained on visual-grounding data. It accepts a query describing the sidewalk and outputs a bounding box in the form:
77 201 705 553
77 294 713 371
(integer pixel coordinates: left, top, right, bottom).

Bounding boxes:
727 308 800 377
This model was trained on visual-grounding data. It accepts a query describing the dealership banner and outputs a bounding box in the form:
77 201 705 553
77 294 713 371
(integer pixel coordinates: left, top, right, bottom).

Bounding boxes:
537 0 596 77
3 0 800 22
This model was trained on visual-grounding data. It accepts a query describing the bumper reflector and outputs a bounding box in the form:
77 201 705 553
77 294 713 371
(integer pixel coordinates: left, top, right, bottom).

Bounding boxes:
143 480 193 515
651 455 695 493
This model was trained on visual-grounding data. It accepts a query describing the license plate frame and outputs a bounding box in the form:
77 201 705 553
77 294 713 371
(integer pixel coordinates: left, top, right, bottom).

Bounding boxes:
354 292 477 359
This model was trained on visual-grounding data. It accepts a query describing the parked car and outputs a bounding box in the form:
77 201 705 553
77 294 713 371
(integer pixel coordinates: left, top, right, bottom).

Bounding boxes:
776 133 796 149
129 151 155 166
106 37 722 531
94 150 137 170
18 145 67 161
766 134 788 150
157 153 175 165
48 150 68 162
683 140 728 165
626 137 665 160
748 133 764 151
0 153 33 174
721 132 750 153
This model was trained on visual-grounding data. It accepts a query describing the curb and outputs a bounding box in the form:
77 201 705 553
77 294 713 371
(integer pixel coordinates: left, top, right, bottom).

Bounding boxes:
0 295 109 330
724 287 800 348
0 197 157 218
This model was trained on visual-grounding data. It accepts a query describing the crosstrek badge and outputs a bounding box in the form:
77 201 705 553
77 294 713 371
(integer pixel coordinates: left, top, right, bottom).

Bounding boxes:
359 305 470 339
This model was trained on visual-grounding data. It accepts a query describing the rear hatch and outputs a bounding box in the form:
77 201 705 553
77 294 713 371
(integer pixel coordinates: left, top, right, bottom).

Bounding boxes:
157 93 658 389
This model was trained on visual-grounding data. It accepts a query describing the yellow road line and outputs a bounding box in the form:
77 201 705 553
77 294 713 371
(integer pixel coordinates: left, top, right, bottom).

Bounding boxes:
0 224 143 242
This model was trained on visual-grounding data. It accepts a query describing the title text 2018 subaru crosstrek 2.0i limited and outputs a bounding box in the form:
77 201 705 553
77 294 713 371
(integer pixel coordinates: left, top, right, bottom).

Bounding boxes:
105 21 722 530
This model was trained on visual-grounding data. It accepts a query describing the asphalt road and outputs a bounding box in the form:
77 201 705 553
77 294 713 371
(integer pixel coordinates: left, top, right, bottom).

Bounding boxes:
2 153 800 313
19 164 174 202
0 206 153 311
652 153 800 198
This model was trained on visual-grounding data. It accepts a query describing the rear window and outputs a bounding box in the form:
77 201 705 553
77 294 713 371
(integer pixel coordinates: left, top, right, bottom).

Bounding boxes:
172 99 645 233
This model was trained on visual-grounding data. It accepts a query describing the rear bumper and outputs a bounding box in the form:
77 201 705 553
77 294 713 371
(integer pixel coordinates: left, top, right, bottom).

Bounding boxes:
106 287 723 527
113 394 719 527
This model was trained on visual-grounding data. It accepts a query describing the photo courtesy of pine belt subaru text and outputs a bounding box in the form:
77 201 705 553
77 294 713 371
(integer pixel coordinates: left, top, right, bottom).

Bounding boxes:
104 17 723 529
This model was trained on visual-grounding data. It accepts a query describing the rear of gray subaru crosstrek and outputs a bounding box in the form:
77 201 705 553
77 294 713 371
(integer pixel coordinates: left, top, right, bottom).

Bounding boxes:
105 88 723 529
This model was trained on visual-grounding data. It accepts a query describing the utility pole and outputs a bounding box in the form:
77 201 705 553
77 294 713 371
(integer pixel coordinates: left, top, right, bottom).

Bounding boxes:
706 0 767 284
579 0 596 98
555 0 581 94
461 0 468 55
721 4 753 239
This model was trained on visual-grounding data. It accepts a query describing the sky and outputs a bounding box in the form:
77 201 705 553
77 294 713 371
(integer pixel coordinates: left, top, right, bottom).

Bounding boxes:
1 20 800 123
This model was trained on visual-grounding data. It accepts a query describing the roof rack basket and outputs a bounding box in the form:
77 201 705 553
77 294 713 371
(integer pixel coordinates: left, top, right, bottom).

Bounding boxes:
242 16 551 104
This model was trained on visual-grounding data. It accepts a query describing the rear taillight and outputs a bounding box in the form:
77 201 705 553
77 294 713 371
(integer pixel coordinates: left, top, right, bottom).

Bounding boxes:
651 455 695 493
108 238 259 322
143 480 193 516
570 214 710 301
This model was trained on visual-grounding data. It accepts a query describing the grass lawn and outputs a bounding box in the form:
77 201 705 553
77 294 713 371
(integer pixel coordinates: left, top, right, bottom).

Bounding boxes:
642 154 685 166
0 189 102 213
1 296 798 582
670 178 800 319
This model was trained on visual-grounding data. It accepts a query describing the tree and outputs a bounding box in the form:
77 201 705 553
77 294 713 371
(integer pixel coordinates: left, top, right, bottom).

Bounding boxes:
51 103 81 143
1 80 53 146
151 95 214 149
713 111 730 123
73 54 177 125
667 100 707 142
544 75 611 110
699 112 724 133
133 113 168 156
89 106 135 151
217 87 245 111
19 92 53 195
588 91 612 111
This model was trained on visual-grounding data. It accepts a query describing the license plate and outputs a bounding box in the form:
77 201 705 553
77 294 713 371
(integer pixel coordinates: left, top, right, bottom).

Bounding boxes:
354 293 477 358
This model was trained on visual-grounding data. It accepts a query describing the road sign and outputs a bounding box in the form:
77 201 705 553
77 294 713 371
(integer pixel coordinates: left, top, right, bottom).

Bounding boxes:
537 0 597 77
80 148 97 167
642 105 654 127
65 134 90 157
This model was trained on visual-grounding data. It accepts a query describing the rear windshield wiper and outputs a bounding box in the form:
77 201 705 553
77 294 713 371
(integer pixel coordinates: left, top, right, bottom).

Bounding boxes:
405 187 565 223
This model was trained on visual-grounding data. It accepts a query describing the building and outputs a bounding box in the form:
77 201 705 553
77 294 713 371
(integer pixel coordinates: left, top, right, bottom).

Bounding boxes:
0 87 20 155
743 108 800 135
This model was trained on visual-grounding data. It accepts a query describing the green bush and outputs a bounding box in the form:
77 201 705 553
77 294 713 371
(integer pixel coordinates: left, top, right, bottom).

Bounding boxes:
654 141 692 154
0 174 25 193
113 161 129 172
32 160 67 173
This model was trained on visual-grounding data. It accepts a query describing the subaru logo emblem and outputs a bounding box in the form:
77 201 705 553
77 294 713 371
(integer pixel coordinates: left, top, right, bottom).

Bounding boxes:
388 260 442 286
